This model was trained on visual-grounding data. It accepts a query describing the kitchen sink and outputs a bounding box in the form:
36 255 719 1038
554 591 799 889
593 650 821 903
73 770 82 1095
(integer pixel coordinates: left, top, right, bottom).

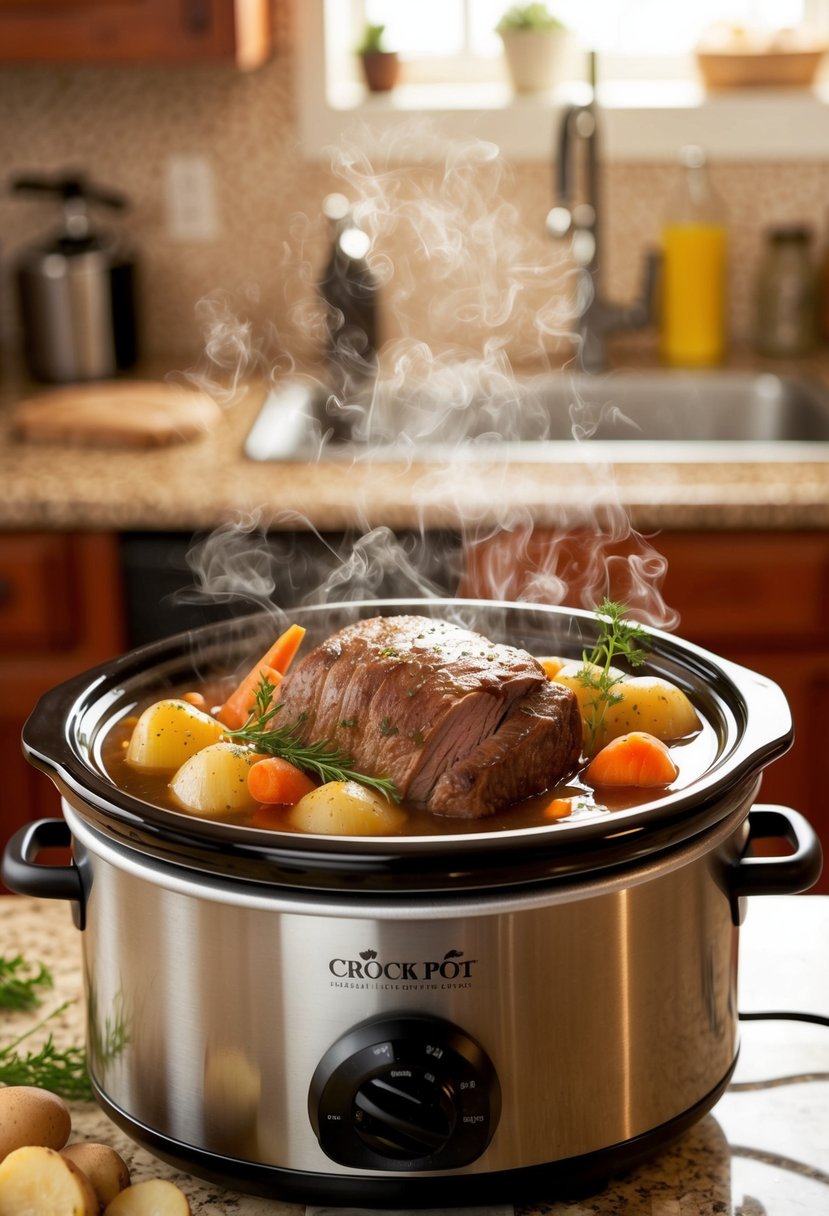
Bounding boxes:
243 369 829 463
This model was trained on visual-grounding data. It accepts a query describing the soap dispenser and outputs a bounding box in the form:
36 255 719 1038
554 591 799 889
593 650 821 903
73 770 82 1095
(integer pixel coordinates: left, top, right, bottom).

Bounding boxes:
12 171 139 383
660 146 728 367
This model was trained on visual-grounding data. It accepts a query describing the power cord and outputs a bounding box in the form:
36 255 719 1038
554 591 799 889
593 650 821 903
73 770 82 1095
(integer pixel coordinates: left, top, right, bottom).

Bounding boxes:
739 1011 829 1028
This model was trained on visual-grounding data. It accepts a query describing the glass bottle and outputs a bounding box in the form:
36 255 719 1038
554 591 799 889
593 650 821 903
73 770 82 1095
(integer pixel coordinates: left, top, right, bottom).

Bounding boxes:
754 224 817 358
660 146 728 367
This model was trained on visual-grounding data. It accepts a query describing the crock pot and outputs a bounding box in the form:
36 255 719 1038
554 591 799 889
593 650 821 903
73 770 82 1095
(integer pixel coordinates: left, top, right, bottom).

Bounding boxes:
3 599 822 1206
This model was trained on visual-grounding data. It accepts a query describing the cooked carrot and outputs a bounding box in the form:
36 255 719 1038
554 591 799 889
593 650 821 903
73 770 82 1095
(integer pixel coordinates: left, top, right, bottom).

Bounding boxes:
248 756 317 806
216 624 306 730
250 804 290 830
182 691 207 709
544 796 574 819
585 731 678 788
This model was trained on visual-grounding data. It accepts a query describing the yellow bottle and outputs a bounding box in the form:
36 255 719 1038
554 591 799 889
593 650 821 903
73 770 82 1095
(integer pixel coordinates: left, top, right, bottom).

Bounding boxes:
660 146 728 367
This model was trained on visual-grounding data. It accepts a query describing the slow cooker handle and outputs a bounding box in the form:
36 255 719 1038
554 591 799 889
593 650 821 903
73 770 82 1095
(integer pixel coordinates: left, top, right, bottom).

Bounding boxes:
2 818 86 930
729 805 823 923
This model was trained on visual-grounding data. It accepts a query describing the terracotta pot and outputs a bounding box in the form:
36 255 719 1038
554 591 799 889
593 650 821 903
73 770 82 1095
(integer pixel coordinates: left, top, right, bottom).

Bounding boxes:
360 50 400 93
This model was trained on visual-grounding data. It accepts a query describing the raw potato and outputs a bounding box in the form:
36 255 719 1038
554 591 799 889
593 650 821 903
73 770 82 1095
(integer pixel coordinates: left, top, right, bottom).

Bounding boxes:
104 1178 191 1214
169 742 261 816
126 699 224 772
61 1142 130 1207
288 780 406 836
0 1145 98 1215
0 1086 71 1162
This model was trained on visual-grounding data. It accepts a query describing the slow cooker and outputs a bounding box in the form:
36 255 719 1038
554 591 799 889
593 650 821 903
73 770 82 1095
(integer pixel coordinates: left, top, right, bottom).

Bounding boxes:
3 599 822 1206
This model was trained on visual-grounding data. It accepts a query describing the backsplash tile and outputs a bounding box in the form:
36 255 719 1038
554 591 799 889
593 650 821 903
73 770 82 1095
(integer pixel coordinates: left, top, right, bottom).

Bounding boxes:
2 52 829 376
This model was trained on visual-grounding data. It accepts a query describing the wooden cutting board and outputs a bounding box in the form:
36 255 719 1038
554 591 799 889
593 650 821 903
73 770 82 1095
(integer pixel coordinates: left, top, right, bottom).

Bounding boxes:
13 380 223 448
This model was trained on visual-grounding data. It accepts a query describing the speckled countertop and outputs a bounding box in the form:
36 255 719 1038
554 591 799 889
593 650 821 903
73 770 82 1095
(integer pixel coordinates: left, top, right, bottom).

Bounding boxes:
1 358 829 535
0 893 826 1215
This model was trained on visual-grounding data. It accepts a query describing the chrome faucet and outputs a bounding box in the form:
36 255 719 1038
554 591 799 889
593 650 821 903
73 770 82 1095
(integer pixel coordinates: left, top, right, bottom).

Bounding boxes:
547 52 658 372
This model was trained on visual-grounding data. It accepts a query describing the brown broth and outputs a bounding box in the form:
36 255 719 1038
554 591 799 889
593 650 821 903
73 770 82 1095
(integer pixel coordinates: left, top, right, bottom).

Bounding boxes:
100 680 720 838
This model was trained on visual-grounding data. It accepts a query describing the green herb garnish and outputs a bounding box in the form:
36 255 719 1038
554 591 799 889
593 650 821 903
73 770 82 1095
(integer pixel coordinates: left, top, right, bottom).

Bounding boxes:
0 1002 93 1100
578 598 647 754
226 676 399 801
0 955 53 1011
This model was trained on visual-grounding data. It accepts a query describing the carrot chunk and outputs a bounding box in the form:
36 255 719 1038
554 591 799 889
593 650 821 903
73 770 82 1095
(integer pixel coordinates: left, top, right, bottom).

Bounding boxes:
216 624 306 730
248 756 317 806
544 796 575 819
584 731 678 788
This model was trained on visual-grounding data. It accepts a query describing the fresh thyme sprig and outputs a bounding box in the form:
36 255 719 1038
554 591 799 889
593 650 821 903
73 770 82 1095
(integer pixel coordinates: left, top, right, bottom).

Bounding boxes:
225 675 399 802
578 598 648 754
0 1001 93 1100
0 954 53 1011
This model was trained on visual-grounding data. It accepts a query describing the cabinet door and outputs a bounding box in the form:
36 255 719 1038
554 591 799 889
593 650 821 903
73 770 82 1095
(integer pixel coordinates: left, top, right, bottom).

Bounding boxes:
0 0 272 68
0 532 126 889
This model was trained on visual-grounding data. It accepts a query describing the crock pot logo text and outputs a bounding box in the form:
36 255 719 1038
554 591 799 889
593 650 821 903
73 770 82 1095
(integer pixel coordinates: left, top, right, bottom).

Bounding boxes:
329 948 477 990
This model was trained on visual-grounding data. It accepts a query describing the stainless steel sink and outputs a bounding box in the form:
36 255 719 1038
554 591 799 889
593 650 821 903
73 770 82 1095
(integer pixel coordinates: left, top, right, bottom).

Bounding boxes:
243 369 829 463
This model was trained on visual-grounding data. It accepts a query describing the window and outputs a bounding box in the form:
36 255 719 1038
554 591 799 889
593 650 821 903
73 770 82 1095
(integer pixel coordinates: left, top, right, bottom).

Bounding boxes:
297 1 829 161
354 0 820 79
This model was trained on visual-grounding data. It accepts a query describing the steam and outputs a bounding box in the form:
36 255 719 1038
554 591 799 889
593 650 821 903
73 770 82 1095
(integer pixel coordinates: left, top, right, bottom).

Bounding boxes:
177 123 679 636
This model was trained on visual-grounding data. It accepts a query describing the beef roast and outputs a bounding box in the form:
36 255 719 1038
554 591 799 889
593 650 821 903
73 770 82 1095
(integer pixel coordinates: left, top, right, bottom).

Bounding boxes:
275 614 582 818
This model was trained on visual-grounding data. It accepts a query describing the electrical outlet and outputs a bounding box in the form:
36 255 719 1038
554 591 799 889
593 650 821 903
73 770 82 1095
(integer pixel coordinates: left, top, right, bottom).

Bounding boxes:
164 154 220 242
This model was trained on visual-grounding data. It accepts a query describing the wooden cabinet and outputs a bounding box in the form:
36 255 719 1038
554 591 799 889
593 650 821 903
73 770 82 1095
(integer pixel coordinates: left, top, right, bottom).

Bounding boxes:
0 532 125 890
0 0 273 69
461 529 829 894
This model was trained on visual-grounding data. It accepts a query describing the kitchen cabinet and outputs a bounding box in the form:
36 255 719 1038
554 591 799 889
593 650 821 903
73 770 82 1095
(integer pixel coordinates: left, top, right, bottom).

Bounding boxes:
0 0 273 69
461 529 829 894
0 532 125 891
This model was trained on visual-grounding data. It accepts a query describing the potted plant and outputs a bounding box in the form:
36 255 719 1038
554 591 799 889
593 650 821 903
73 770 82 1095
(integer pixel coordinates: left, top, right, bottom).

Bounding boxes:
496 3 567 94
356 22 400 93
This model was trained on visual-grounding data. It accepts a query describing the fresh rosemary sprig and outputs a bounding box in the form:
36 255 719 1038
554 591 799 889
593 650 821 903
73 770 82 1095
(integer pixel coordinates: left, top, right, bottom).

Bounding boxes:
225 675 399 801
0 1001 93 1100
0 954 53 1011
578 598 648 754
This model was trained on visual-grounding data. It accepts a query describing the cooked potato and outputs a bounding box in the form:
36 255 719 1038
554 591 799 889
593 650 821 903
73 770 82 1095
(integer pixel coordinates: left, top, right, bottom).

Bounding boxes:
288 781 406 836
551 659 625 721
0 1086 71 1162
61 1142 130 1207
553 662 700 751
595 677 701 747
0 1145 98 1215
126 699 224 772
169 742 261 816
104 1178 191 1215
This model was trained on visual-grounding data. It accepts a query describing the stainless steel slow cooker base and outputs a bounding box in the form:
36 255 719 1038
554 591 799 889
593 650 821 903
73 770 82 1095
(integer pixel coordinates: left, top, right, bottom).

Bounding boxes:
90 1066 736 1206
3 599 822 1208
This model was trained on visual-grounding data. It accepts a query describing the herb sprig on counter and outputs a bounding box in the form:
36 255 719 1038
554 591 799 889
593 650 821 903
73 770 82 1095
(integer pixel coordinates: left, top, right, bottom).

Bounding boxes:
0 954 53 1011
579 598 648 754
0 1002 93 1100
226 675 399 801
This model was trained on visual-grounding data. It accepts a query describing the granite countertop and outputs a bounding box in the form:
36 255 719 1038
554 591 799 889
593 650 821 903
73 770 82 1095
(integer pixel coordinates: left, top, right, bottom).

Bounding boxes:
0 893 826 1215
1 357 829 535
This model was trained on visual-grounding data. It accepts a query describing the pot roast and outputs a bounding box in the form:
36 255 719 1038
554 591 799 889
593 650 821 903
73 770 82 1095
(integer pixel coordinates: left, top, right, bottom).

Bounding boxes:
275 615 582 818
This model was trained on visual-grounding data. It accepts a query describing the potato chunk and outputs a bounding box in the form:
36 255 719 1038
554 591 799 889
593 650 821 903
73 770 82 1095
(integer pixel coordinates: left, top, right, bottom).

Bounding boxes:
169 742 261 816
594 677 700 747
104 1178 191 1214
0 1145 98 1216
61 1143 130 1208
288 781 406 836
126 699 224 772
554 664 700 751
